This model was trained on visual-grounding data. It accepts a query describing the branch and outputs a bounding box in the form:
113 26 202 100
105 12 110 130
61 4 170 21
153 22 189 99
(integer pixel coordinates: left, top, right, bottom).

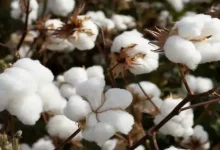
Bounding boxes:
129 87 218 150
16 0 30 52
54 128 81 150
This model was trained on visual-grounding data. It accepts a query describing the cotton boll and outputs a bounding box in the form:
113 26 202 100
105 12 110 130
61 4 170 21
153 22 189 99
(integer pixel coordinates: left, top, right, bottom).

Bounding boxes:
98 88 132 111
32 138 55 150
10 0 21 19
48 0 75 17
64 95 92 121
37 83 66 114
63 67 88 86
86 66 104 79
112 14 136 31
60 84 76 98
7 94 43 125
86 112 98 127
127 81 161 98
47 115 82 141
76 78 105 110
98 110 134 134
183 75 197 93
166 0 184 12
135 145 145 150
164 146 182 150
20 144 31 150
164 35 201 70
102 139 118 150
19 45 33 58
13 58 54 83
93 122 116 146
0 67 38 98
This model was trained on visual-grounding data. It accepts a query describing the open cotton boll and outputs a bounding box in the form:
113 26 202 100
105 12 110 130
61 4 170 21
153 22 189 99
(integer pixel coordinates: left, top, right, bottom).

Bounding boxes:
86 66 104 79
64 67 88 86
48 0 75 17
166 0 184 12
10 0 21 20
127 81 161 98
0 67 38 99
135 145 145 150
112 14 136 31
32 138 55 150
60 84 76 98
164 146 184 150
64 95 92 121
164 35 201 70
102 139 118 150
20 144 31 150
47 115 82 141
98 88 132 111
76 77 105 110
184 75 213 93
13 58 54 84
7 94 43 125
19 45 33 58
37 83 66 114
98 110 134 134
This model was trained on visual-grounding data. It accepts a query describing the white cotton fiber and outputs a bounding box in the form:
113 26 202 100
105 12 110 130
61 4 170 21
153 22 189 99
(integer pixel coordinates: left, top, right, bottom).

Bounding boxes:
86 66 104 79
7 94 43 125
60 84 76 98
98 110 134 134
32 138 55 150
64 95 92 121
47 115 82 141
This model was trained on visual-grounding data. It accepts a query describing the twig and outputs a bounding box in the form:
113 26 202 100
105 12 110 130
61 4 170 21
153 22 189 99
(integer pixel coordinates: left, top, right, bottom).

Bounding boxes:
16 0 30 52
178 64 193 95
54 128 81 150
129 87 218 149
41 113 48 124
180 98 220 112
152 132 159 150
137 82 159 112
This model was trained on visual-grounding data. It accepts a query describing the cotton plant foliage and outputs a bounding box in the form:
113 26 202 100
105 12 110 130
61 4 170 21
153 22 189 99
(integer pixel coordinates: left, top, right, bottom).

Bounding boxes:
163 14 220 70
0 58 66 125
64 77 134 146
59 66 104 98
154 97 194 138
110 30 159 77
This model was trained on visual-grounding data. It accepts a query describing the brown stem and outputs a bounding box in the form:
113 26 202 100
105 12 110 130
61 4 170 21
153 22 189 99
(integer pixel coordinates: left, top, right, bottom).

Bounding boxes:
41 112 48 124
178 64 193 95
137 82 159 112
129 87 218 150
180 98 220 112
54 128 81 150
152 132 159 150
16 0 30 52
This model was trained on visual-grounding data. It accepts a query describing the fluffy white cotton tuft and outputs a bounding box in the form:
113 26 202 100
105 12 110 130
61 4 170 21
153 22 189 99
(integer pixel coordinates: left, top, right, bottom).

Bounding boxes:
184 75 213 93
47 115 82 141
101 139 118 150
112 14 136 31
86 66 105 79
64 95 92 121
7 94 43 125
32 138 55 150
48 0 75 17
60 84 76 98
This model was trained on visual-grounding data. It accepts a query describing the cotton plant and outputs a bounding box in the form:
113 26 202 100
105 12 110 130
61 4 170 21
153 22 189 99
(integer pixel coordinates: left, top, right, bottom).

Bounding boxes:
47 115 82 141
126 81 162 116
180 125 210 150
47 0 75 17
154 97 194 138
111 14 136 31
86 11 115 30
162 14 220 70
182 75 213 94
20 137 55 150
0 58 66 125
110 30 159 78
59 66 104 98
10 0 39 25
44 19 75 52
64 77 134 146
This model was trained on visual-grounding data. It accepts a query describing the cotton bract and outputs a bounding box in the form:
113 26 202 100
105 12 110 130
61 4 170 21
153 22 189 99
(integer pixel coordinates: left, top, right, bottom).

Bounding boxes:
154 97 194 138
64 78 134 146
111 30 159 77
0 58 66 125
44 19 75 52
164 14 220 69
